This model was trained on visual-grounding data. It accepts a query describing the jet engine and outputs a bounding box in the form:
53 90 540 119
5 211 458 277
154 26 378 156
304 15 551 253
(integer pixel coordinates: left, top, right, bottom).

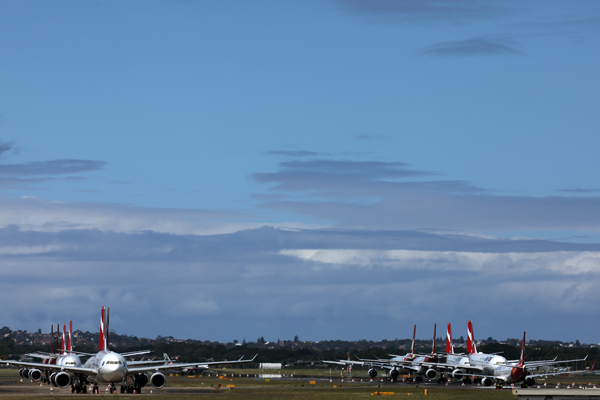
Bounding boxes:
50 371 71 388
482 377 493 387
19 368 29 379
425 369 437 380
525 376 535 386
389 369 399 380
451 369 464 380
150 372 166 388
368 368 377 378
28 369 42 381
134 373 149 387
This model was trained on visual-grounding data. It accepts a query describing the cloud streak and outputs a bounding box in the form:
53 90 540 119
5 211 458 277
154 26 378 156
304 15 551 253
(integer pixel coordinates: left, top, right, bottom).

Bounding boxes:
418 37 521 57
252 158 600 232
339 0 510 21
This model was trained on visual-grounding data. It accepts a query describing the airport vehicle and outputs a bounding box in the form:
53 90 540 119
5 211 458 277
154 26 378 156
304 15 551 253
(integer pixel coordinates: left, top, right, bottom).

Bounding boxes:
3 307 256 394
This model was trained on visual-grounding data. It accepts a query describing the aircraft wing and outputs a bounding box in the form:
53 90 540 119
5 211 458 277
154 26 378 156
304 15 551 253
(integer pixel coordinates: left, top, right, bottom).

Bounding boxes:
523 356 588 368
121 350 152 357
2 359 95 375
322 359 364 367
127 354 257 374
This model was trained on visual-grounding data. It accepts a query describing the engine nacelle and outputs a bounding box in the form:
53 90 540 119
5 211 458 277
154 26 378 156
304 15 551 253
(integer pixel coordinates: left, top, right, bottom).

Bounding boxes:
525 376 535 386
150 372 166 388
451 369 465 381
134 373 149 387
368 368 377 378
28 369 42 381
389 369 399 379
425 369 437 380
19 368 29 379
51 371 71 388
482 377 493 387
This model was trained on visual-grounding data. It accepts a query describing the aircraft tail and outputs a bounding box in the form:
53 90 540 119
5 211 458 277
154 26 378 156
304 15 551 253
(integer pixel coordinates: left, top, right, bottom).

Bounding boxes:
518 331 526 366
410 325 416 355
99 306 109 351
68 321 73 352
467 321 477 354
431 324 436 355
446 323 454 354
62 323 66 355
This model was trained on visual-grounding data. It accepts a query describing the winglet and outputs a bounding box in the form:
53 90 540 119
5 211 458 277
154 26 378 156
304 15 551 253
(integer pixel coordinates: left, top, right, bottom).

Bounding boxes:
251 353 258 361
590 360 596 371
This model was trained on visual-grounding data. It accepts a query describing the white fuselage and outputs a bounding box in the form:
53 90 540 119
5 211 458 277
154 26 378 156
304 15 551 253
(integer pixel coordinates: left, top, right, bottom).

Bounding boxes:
447 354 470 368
468 353 523 383
56 354 82 368
83 351 128 384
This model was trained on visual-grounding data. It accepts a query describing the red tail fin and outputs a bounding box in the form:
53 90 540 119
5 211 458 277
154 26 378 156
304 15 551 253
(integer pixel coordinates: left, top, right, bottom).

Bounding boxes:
446 323 454 354
519 331 526 366
467 321 477 354
99 306 105 351
56 323 60 355
68 321 73 352
431 324 436 355
410 325 416 355
62 323 66 354
106 307 110 350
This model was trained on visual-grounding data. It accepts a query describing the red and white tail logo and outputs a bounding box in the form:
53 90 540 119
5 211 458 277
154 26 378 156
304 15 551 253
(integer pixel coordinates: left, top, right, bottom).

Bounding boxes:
62 323 66 355
519 331 526 366
446 323 454 354
431 324 436 355
410 325 416 355
467 321 477 354
99 306 110 351
99 307 105 351
68 321 73 352
50 325 54 355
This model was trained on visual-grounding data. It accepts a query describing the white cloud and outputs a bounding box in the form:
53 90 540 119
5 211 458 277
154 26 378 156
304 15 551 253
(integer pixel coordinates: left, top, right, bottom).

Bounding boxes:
280 248 600 275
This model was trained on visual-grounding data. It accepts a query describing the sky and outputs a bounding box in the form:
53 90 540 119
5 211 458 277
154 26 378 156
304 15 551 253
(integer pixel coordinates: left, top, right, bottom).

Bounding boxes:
0 0 599 344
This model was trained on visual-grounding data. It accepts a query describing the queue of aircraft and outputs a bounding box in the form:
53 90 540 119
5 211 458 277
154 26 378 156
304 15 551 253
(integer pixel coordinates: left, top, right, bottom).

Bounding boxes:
324 321 590 389
2 309 592 394
2 307 255 394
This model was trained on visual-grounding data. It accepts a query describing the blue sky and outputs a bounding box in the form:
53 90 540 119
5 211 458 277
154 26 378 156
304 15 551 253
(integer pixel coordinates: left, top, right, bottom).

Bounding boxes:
0 0 599 344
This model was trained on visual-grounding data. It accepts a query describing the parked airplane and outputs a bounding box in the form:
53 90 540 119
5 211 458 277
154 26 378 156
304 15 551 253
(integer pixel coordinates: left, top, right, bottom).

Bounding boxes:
412 321 589 388
20 322 83 384
3 307 256 394
357 325 441 382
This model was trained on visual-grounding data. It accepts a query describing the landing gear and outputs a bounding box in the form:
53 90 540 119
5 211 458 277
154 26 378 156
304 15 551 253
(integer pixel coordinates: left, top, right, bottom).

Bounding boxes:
70 382 87 394
462 377 472 384
496 381 504 390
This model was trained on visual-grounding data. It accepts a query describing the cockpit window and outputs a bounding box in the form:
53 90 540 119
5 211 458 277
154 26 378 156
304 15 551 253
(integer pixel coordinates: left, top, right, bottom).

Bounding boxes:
494 360 506 365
